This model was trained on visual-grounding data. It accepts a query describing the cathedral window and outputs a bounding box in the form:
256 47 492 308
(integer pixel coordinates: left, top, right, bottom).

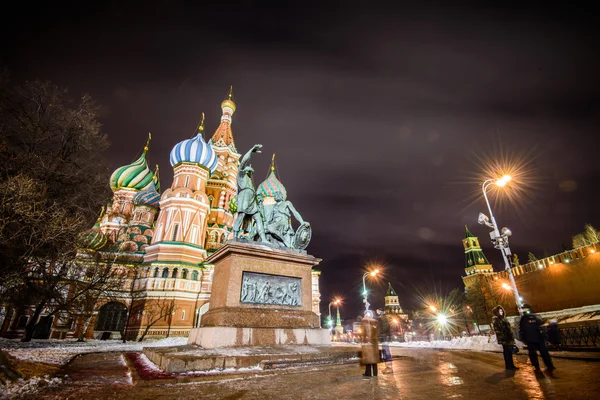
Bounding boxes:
153 267 159 278
185 175 190 188
172 224 179 241
162 268 169 278
172 268 178 279
191 270 199 281
181 310 186 320
182 269 188 279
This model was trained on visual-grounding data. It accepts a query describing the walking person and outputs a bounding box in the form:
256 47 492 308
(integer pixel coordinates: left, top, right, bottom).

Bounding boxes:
519 304 555 371
360 316 379 377
376 309 393 374
491 305 519 370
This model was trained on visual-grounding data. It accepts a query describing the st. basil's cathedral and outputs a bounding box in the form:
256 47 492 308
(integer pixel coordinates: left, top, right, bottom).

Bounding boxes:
3 90 323 340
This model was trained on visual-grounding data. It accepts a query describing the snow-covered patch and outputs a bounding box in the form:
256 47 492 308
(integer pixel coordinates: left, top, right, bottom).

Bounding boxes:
0 337 187 367
0 375 64 399
388 335 524 352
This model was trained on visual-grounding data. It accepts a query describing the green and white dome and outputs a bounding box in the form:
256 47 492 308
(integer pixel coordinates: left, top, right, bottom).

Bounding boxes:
110 135 156 192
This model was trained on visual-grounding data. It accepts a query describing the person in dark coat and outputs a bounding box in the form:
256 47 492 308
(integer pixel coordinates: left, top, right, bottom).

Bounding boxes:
519 304 555 371
360 316 379 377
491 305 519 370
547 319 561 349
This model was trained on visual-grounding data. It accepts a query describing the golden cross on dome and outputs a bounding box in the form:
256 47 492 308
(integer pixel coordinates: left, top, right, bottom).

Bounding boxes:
143 132 152 154
271 153 276 172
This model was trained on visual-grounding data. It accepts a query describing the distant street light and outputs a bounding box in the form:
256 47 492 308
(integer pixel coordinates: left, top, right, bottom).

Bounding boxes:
428 305 438 313
479 175 523 315
362 270 379 316
328 298 341 335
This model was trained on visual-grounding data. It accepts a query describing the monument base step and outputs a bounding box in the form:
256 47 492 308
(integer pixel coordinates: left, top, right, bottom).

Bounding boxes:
188 326 330 348
142 344 359 374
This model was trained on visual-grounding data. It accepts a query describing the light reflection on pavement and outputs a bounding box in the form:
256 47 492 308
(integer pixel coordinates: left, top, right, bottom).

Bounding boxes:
25 348 600 399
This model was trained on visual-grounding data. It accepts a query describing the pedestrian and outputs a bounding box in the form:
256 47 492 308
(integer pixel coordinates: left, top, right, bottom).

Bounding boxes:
376 308 393 374
360 315 379 377
546 319 561 350
491 305 519 370
519 304 555 371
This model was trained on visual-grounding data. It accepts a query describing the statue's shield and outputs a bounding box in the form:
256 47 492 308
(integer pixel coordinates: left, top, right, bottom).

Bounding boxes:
293 223 312 250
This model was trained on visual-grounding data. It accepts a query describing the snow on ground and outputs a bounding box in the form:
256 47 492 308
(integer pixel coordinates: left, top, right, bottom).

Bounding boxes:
388 335 525 352
0 336 187 366
1 376 64 399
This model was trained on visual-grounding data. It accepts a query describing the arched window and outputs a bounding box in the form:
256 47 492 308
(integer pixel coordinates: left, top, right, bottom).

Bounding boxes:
191 270 199 281
162 268 169 278
208 195 214 207
153 267 159 278
95 302 127 332
182 269 188 279
172 268 178 279
221 233 227 243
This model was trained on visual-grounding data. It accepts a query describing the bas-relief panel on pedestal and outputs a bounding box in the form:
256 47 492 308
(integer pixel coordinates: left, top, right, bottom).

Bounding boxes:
240 271 302 307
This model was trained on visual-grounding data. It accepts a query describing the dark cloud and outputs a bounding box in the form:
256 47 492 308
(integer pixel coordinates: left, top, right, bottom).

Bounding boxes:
2 1 599 318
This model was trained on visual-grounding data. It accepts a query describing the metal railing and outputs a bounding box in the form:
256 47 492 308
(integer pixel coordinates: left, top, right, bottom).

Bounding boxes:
558 325 600 349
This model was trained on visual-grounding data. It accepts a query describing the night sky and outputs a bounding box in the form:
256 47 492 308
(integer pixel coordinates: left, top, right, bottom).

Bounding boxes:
3 2 599 320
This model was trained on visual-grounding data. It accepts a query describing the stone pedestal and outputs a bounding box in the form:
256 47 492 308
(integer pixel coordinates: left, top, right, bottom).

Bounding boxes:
188 240 329 348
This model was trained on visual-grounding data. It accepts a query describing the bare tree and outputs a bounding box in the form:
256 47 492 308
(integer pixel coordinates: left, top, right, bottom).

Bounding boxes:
572 224 600 249
65 254 129 341
0 78 110 341
137 298 178 342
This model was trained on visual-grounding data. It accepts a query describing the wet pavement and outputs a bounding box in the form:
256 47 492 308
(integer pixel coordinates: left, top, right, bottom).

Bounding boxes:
24 348 600 399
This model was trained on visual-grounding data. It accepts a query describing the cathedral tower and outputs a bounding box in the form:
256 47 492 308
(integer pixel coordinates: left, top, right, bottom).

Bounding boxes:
143 116 218 266
384 282 404 315
205 87 240 252
102 134 157 242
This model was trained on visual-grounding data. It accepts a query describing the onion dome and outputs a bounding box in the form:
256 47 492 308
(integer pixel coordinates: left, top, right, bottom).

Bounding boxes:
169 113 219 173
77 208 107 251
110 134 156 192
257 154 287 200
210 86 236 149
133 182 161 208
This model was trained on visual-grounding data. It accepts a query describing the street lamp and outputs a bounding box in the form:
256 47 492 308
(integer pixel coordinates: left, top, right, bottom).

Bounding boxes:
328 298 341 335
479 175 523 315
362 270 379 316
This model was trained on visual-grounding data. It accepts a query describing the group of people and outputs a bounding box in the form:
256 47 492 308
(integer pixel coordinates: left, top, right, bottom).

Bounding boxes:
360 304 558 378
492 303 556 371
360 309 393 378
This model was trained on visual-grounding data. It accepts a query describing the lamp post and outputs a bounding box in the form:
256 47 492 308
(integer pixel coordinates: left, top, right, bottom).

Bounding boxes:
479 175 523 315
328 299 341 336
362 270 379 316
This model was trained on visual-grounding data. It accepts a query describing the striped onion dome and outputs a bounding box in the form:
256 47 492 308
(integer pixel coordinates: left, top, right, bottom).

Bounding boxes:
133 182 161 208
257 155 287 200
77 222 107 251
169 115 218 173
109 135 155 192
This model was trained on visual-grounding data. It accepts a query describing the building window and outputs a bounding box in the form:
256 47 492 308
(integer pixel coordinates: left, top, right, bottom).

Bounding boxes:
162 268 169 278
192 270 198 281
153 267 159 278
185 175 190 187
172 224 179 241
182 269 188 279
172 268 178 279
181 310 186 320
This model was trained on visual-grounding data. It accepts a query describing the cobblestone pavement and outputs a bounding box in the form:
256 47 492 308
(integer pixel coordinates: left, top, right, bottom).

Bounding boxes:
25 348 600 399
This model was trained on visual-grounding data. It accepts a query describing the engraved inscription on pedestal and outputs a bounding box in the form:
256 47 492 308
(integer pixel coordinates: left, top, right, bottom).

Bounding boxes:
240 271 302 307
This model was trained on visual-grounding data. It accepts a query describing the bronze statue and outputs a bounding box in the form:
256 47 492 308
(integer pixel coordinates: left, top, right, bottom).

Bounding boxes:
264 191 310 249
233 144 268 242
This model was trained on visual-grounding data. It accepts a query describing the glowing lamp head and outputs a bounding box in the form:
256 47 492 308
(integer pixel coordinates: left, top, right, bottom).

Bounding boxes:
428 305 437 312
496 174 512 187
370 269 379 277
437 314 448 325
501 283 512 291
